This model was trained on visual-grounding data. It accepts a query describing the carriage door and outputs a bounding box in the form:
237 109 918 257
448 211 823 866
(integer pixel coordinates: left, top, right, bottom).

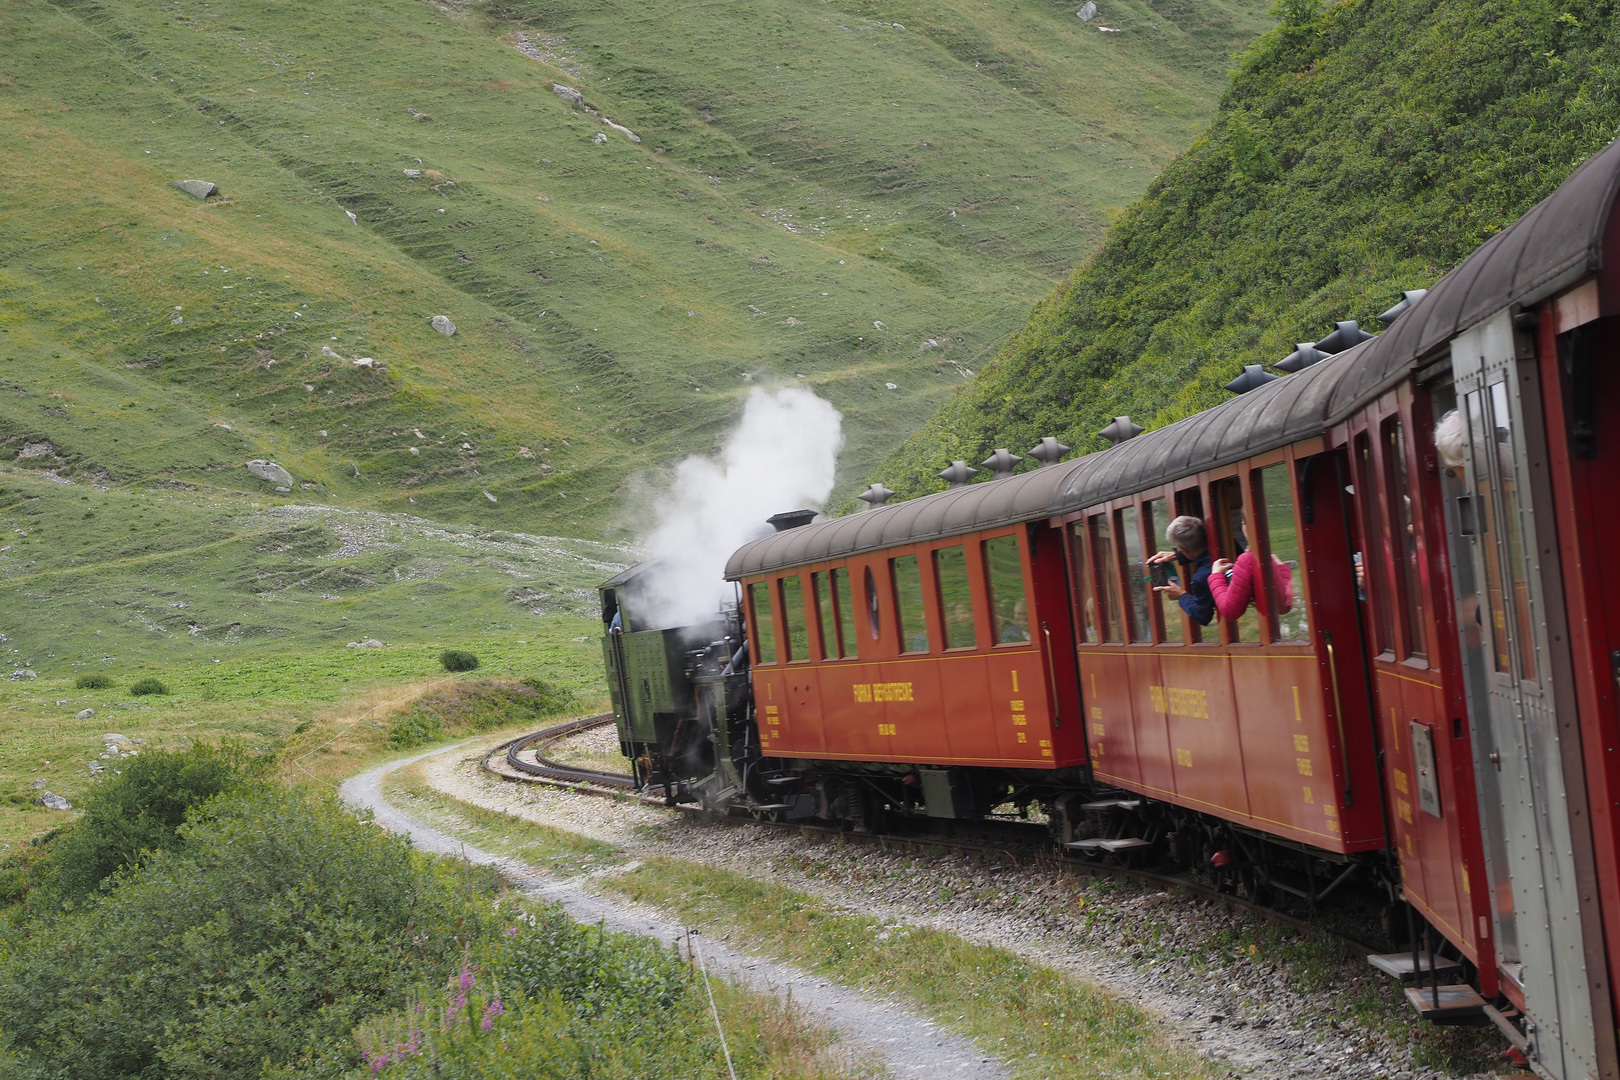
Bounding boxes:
1448 311 1597 1080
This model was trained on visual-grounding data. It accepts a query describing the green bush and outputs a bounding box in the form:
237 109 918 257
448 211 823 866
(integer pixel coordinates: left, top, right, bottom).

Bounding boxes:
388 680 579 751
387 710 446 750
74 674 114 690
128 677 168 696
0 786 494 1078
492 905 690 1018
440 650 480 672
32 743 258 905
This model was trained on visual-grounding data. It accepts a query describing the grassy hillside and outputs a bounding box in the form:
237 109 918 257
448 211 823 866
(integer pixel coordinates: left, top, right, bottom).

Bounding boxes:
878 0 1620 495
1 0 1269 534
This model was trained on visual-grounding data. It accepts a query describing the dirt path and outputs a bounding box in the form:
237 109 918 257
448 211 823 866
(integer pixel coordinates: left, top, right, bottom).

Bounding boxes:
341 746 1006 1080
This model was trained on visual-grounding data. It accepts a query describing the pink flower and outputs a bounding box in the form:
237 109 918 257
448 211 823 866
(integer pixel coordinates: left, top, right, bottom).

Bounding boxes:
481 999 505 1031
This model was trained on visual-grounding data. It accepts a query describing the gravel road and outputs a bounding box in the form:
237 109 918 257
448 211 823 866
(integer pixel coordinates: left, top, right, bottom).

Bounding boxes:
431 734 1502 1080
341 747 1007 1080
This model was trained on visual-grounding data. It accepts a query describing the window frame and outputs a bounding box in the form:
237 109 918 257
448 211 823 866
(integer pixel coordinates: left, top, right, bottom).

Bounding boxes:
747 578 779 666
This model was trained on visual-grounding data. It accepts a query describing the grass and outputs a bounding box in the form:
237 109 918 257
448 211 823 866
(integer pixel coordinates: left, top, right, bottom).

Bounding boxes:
0 0 1271 538
384 762 1219 1080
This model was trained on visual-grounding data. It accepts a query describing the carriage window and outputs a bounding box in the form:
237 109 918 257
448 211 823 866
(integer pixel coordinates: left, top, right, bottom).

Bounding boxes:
1211 476 1261 643
891 555 930 653
984 535 1031 644
934 546 977 649
1256 463 1310 642
1489 381 1539 684
812 571 837 660
749 581 778 664
1118 506 1151 643
780 575 810 661
1144 499 1182 643
1355 435 1397 655
1174 489 1204 643
1089 515 1124 643
832 567 859 658
1069 522 1098 643
1383 418 1427 658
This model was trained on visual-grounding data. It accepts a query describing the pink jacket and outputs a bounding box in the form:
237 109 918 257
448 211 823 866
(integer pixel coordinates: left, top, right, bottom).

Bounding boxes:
1207 550 1295 622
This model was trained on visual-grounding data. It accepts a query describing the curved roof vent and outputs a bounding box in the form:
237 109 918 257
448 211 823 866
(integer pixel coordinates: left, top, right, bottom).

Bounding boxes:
981 448 1022 479
1378 289 1428 326
1098 416 1144 445
1225 364 1279 394
1274 342 1331 373
1027 437 1071 467
938 460 979 488
857 483 895 509
1313 319 1374 354
766 509 816 532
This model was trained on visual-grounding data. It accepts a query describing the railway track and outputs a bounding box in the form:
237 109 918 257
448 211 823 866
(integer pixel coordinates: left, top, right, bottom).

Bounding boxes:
481 716 1381 951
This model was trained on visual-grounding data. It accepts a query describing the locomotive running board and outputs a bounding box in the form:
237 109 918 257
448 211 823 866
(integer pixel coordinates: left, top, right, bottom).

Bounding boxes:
1402 984 1488 1023
1367 951 1465 982
1066 837 1151 852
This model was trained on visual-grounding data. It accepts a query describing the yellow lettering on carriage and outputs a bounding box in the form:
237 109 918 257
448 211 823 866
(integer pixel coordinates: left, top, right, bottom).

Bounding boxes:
1462 866 1471 894
1292 685 1302 724
1012 713 1028 727
1174 748 1193 768
1090 723 1105 739
765 705 779 715
1296 757 1313 777
1150 686 1209 719
1302 785 1314 804
1398 798 1413 824
877 723 896 736
1090 705 1103 721
1293 733 1310 753
852 684 872 703
1393 769 1409 794
853 682 915 704
1011 700 1025 712
1016 731 1027 744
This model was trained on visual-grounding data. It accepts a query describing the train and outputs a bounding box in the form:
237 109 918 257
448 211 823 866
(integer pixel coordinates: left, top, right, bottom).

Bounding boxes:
598 136 1620 1080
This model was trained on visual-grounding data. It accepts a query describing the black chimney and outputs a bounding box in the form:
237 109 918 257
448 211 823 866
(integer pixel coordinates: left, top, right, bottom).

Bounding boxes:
767 509 816 532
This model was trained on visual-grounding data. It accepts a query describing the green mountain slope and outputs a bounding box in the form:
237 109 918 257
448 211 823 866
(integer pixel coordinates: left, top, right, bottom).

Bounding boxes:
1 0 1269 536
877 0 1620 496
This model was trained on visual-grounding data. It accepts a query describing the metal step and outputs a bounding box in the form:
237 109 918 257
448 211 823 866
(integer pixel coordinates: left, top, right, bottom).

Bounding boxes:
1367 951 1465 982
1081 799 1142 811
1066 837 1152 852
766 775 800 786
1404 984 1488 1022
752 803 795 811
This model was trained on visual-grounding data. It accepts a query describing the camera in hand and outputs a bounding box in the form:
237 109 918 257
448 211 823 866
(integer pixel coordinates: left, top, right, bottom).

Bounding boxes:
1150 562 1175 588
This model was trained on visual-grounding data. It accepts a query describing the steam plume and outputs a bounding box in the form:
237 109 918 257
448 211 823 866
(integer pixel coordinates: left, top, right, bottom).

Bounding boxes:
639 387 843 628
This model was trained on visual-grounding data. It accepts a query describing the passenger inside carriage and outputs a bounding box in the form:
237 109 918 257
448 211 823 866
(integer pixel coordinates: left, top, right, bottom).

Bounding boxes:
1147 515 1215 626
1209 550 1295 620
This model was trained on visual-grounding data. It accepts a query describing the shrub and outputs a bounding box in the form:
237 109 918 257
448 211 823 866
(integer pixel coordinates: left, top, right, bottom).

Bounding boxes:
128 677 168 696
34 742 259 905
493 905 689 1018
440 649 480 672
387 710 445 750
0 786 494 1078
74 673 114 690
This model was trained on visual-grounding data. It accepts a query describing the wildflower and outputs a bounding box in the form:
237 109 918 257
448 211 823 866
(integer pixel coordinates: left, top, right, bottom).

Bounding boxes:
481 998 505 1031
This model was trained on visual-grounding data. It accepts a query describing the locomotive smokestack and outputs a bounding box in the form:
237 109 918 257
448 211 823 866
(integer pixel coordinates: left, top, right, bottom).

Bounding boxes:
766 509 816 532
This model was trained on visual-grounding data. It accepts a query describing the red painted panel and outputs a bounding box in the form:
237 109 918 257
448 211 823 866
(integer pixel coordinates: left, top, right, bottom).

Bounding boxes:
1234 652 1347 850
987 648 1054 763
1081 651 1139 785
939 653 999 762
1122 651 1173 797
814 660 880 759
753 669 796 756
1162 651 1250 818
883 657 948 761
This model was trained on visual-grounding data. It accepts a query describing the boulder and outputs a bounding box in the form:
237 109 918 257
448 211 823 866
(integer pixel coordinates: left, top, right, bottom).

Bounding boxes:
37 792 71 811
75 708 94 719
8 669 36 680
344 209 358 225
245 459 294 486
552 83 584 105
403 168 422 178
346 638 384 649
173 179 218 199
591 131 608 144
431 315 456 336
103 734 137 754
1077 2 1097 19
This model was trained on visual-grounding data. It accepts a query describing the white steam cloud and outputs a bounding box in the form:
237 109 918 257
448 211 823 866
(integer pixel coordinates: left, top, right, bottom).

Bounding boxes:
639 387 843 628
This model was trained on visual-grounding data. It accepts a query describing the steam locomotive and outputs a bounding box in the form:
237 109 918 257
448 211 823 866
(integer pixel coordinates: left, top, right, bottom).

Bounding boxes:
600 137 1620 1079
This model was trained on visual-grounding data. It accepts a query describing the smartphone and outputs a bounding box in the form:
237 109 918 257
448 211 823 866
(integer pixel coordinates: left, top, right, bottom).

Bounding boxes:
1150 562 1174 588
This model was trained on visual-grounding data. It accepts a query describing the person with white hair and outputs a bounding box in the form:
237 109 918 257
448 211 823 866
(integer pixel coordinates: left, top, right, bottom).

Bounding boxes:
1148 515 1215 626
1435 409 1466 474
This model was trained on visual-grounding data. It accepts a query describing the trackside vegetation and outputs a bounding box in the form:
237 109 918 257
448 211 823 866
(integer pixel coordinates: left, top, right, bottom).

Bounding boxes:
882 0 1620 495
0 746 871 1080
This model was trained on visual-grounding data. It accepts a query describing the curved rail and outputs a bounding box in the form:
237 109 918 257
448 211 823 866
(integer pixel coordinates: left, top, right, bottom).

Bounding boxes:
481 721 1373 948
485 713 637 789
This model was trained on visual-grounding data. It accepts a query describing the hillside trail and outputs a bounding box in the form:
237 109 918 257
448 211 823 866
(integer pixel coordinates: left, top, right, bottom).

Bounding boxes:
341 748 1005 1080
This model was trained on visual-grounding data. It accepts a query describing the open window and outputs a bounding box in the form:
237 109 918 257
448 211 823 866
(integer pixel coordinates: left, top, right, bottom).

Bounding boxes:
1211 476 1260 643
1253 463 1309 643
1143 498 1181 643
1068 522 1098 644
1088 515 1124 643
1355 433 1397 656
1117 506 1151 642
831 567 859 658
1381 417 1427 659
